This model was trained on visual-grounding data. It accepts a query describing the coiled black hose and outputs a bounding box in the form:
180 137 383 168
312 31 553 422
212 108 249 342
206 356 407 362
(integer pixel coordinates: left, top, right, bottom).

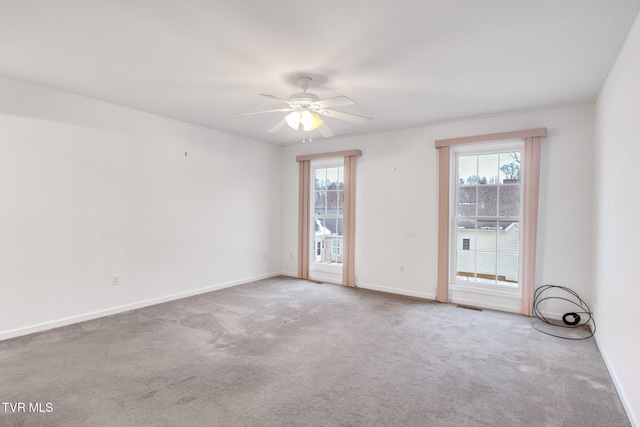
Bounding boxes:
532 285 595 340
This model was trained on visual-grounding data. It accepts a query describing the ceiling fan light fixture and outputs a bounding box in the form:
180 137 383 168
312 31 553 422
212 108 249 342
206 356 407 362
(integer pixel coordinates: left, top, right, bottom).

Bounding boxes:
302 110 324 131
285 109 323 131
284 111 300 130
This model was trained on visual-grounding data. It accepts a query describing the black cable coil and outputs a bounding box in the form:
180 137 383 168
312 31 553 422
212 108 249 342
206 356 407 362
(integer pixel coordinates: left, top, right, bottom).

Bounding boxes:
532 285 596 340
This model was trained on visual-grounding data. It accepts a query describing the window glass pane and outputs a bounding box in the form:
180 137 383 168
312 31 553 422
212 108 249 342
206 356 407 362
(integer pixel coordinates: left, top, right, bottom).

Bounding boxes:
498 253 518 284
499 152 521 183
457 250 475 281
315 168 326 190
498 185 520 216
476 252 497 284
326 191 338 212
314 191 325 215
331 239 342 255
457 187 476 216
477 185 498 216
326 167 339 188
457 220 476 250
456 219 476 281
478 154 499 185
476 221 497 252
498 221 519 253
323 218 337 236
458 156 477 185
314 218 329 235
338 191 343 214
477 220 497 229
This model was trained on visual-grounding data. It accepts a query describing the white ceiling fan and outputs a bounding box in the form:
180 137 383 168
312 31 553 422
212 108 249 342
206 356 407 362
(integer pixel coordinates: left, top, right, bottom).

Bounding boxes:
236 77 372 140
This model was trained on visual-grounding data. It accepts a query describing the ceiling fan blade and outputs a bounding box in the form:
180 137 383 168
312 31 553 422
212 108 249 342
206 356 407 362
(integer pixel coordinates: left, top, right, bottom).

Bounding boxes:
320 109 373 125
318 122 335 138
235 108 293 116
314 96 354 109
267 119 287 133
260 94 292 104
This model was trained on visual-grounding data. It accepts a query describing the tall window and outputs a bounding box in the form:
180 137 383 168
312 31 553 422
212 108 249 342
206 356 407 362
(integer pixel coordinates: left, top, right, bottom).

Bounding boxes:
453 143 523 288
297 149 360 287
436 128 545 314
312 160 344 268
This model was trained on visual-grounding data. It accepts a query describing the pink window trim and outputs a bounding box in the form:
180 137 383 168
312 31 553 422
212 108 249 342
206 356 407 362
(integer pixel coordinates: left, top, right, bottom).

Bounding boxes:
298 160 310 280
434 129 546 315
435 128 547 148
520 136 542 316
436 146 450 302
342 155 357 287
296 150 362 162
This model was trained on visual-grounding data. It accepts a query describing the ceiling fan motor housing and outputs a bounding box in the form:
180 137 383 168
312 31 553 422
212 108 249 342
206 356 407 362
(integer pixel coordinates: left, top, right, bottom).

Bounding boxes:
289 92 320 109
288 76 319 108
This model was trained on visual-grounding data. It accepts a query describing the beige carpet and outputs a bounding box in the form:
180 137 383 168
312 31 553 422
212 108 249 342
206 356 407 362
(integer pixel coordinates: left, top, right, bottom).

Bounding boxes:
0 276 630 426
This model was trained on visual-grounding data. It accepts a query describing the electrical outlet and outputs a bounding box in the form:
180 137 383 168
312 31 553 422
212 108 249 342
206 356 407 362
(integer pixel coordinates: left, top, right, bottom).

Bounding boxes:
289 252 293 259
263 253 267 261
112 275 120 286
400 265 405 273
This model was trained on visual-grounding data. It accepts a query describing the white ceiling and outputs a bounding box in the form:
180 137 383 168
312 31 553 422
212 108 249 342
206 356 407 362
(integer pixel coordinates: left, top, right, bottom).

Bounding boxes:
1 0 639 145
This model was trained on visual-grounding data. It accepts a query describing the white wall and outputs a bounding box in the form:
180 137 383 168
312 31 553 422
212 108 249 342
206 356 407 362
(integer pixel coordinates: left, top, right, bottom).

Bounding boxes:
0 76 282 339
594 11 640 427
281 104 595 311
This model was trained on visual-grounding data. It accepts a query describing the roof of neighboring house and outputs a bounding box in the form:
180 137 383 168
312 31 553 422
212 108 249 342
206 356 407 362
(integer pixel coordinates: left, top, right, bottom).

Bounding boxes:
457 221 519 231
457 183 520 217
315 218 343 236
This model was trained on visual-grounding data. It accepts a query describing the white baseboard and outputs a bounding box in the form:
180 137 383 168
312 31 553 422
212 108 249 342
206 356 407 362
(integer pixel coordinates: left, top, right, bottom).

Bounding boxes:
593 335 638 427
0 272 281 341
280 275 436 300
356 282 436 300
450 295 521 314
